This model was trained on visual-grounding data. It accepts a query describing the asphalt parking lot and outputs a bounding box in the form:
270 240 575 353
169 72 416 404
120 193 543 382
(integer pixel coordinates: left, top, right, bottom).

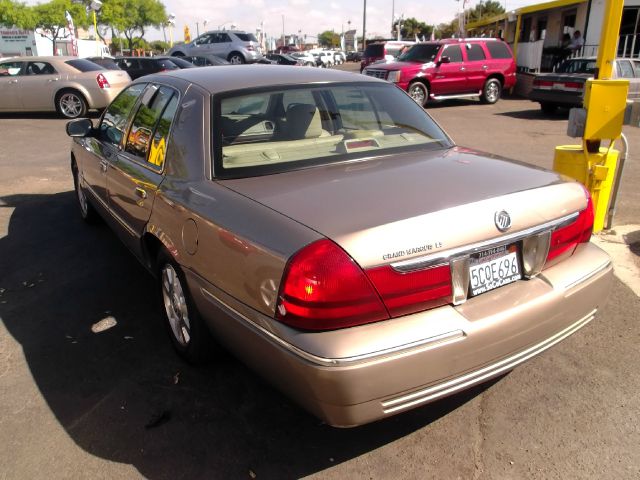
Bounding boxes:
1 66 639 480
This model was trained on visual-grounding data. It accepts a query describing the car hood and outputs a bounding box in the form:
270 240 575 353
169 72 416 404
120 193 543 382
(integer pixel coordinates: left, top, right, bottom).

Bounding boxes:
221 147 586 268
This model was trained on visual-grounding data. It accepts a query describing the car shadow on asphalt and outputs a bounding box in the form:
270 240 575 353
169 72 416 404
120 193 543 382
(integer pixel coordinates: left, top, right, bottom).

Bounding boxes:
0 191 501 480
495 109 569 121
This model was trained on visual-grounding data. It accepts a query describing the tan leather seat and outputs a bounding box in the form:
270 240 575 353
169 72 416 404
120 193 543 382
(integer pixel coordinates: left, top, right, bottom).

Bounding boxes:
285 103 324 139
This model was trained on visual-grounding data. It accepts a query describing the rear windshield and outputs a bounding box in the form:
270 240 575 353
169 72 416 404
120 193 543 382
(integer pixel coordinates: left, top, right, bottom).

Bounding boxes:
556 59 596 74
65 59 104 72
234 33 258 42
364 44 385 57
398 44 441 63
214 82 452 178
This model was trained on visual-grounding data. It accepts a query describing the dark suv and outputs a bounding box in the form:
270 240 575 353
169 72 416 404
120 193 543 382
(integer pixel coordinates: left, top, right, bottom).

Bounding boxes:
363 39 516 106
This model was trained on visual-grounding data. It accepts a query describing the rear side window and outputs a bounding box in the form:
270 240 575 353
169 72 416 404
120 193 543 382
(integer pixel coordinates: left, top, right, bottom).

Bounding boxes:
486 42 513 59
466 44 486 61
442 45 463 62
65 59 104 72
99 83 146 146
234 33 257 42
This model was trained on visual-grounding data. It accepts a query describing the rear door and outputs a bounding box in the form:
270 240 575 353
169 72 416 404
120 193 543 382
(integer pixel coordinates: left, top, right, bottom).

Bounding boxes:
106 84 179 254
463 42 489 92
19 61 60 110
0 60 25 110
433 44 468 95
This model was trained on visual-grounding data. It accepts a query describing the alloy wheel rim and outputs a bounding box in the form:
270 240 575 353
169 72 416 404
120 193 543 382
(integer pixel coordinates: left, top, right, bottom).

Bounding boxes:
60 93 82 117
162 264 191 347
410 86 425 104
229 56 242 64
487 82 499 102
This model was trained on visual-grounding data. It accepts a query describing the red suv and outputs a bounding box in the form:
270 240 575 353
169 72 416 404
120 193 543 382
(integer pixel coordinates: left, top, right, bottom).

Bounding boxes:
363 39 516 106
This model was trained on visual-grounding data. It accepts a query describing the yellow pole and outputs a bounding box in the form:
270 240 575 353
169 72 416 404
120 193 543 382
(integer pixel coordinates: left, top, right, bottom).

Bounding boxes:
512 14 522 59
595 0 625 80
169 26 174 48
93 10 99 56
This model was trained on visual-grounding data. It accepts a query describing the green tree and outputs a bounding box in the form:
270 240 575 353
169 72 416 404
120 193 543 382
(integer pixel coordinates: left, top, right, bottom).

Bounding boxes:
150 40 169 53
435 19 458 39
467 0 506 23
0 0 35 28
317 30 339 48
392 17 433 40
30 0 88 53
99 0 167 53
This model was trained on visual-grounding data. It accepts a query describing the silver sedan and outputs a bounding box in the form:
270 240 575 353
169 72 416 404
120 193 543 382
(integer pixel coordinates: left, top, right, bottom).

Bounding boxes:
0 56 130 118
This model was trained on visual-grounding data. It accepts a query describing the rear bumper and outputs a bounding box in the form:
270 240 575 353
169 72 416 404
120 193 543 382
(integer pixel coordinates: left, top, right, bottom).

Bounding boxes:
188 242 612 427
529 89 583 107
84 85 126 109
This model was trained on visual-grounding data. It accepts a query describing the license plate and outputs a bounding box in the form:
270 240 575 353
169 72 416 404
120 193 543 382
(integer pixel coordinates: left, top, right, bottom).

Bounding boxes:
469 244 521 297
552 83 565 90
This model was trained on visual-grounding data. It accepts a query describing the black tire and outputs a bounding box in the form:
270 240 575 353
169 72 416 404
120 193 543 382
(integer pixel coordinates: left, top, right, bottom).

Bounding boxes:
481 78 502 104
540 102 558 115
227 52 245 64
158 251 214 363
72 162 99 224
56 89 88 119
407 81 429 107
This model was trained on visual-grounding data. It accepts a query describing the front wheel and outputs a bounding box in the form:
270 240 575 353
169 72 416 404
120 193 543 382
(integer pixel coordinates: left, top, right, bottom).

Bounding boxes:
57 90 87 119
159 253 213 363
481 78 502 104
72 165 99 223
408 81 428 107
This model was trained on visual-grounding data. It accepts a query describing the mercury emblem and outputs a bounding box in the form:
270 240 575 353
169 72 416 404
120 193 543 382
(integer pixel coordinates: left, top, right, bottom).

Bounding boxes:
494 210 512 232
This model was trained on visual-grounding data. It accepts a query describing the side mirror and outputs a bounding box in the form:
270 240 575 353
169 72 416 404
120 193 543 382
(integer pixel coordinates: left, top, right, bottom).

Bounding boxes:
66 118 93 137
437 55 450 66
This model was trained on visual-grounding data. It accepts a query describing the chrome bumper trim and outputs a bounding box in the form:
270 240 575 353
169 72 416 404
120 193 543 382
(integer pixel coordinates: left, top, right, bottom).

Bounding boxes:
200 287 465 367
381 309 596 414
391 212 579 272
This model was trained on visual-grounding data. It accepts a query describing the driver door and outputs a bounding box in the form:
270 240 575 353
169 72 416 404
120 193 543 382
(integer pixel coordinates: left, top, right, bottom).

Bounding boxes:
432 44 468 95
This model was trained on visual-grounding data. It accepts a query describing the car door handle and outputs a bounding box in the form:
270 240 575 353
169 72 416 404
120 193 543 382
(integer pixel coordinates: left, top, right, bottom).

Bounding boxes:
47 78 59 82
135 187 147 200
100 160 108 172
482 65 488 69
8 79 17 84
460 67 466 71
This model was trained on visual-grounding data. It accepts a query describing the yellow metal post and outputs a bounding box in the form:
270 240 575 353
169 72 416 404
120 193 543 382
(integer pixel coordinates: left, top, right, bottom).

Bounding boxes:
512 14 522 59
93 11 99 56
595 0 625 80
553 0 629 233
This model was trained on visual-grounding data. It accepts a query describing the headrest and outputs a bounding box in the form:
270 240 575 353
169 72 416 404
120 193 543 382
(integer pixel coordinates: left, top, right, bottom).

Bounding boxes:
285 103 323 139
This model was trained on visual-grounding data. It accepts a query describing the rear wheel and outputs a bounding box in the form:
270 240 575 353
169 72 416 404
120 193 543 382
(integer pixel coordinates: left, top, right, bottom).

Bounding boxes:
56 90 87 119
158 252 213 363
481 78 502 104
227 52 245 64
540 102 558 115
408 81 428 107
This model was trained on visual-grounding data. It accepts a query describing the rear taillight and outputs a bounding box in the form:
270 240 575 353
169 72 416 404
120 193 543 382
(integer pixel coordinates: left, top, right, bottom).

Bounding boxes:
533 79 553 89
276 240 389 330
96 73 110 89
544 190 594 268
365 264 452 317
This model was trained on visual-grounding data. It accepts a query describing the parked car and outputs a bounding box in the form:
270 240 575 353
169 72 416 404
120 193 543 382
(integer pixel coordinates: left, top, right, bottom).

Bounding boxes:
115 56 181 80
264 53 301 65
0 56 130 118
155 56 196 70
332 50 346 64
363 39 517 106
167 30 262 64
86 56 122 70
290 51 316 67
360 40 415 71
66 65 612 427
183 55 230 66
347 50 363 62
530 57 640 114
317 51 334 67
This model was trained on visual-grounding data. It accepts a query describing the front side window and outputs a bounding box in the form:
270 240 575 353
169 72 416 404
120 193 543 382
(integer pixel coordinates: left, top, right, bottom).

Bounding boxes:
398 44 440 63
216 83 452 178
99 83 146 146
0 61 24 76
442 45 463 63
125 86 176 164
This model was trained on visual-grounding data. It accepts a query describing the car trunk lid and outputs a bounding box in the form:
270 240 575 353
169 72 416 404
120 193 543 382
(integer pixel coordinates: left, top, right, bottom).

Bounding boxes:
221 147 587 268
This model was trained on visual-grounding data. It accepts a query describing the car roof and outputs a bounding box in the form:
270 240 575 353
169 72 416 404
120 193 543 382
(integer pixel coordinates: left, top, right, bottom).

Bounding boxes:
1 55 78 62
152 64 381 93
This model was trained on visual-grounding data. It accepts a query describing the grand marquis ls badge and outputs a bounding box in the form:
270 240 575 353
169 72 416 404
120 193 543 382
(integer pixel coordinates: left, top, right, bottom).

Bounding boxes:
494 210 512 232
